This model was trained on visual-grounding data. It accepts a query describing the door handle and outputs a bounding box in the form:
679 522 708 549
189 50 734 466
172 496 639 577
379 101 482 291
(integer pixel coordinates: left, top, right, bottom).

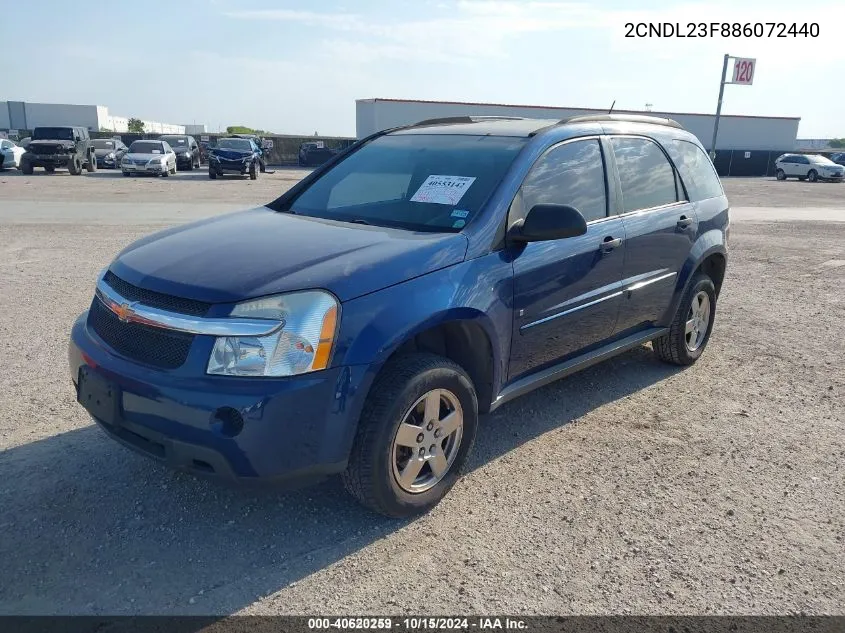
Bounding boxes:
601 236 623 252
677 216 693 228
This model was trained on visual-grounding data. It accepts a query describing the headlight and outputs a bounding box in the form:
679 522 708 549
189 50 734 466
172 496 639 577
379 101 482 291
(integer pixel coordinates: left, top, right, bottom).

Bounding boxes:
106 152 115 159
183 152 191 157
207 291 339 377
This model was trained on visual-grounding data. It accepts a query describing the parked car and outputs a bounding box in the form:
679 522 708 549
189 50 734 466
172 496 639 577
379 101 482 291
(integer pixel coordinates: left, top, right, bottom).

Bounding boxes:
69 114 729 517
159 135 201 171
120 140 177 177
298 141 337 167
19 137 31 149
232 134 268 172
829 152 845 167
0 138 25 169
20 126 96 175
91 138 129 169
775 153 844 182
207 137 262 179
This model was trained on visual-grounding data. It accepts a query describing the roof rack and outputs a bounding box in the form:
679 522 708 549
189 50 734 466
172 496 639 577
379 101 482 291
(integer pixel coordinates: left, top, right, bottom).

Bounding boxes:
561 113 684 130
411 115 526 127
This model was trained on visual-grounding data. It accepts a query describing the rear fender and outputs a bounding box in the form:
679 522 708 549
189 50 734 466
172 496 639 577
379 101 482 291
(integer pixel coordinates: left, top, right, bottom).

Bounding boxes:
660 228 726 325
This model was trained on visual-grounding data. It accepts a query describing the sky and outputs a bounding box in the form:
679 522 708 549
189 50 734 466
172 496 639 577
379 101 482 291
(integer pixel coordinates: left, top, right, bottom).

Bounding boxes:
2 0 843 138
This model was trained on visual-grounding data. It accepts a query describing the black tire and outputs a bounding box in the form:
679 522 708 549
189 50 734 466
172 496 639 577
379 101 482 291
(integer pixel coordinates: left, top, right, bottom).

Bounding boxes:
68 156 81 175
161 168 169 178
342 353 478 518
185 159 193 171
44 165 55 173
653 273 717 366
86 153 97 172
208 166 217 179
776 169 786 181
249 161 257 180
21 160 33 175
808 169 818 183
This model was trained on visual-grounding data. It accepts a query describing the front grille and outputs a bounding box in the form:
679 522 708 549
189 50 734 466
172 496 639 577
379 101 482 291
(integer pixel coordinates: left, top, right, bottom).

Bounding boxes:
132 158 148 165
31 144 63 155
103 271 210 317
88 298 194 369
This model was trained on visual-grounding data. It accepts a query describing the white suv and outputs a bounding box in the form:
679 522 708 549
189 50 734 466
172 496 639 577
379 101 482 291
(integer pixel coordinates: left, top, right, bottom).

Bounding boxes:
775 153 845 182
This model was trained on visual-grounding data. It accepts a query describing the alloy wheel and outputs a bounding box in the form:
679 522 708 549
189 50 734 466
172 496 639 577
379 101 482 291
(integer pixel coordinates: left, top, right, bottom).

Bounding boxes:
685 291 711 352
391 389 463 494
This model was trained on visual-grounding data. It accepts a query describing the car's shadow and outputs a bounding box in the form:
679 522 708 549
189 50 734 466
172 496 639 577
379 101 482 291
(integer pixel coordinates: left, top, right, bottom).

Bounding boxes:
0 346 679 615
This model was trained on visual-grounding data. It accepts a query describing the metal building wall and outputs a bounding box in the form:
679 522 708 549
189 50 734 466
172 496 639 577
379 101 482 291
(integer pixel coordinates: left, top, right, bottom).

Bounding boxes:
356 98 800 151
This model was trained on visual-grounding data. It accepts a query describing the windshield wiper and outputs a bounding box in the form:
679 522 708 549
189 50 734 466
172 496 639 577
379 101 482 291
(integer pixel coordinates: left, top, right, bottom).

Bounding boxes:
347 218 371 225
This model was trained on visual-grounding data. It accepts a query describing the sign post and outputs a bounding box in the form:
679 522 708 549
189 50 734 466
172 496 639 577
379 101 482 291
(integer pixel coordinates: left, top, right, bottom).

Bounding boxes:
710 55 756 160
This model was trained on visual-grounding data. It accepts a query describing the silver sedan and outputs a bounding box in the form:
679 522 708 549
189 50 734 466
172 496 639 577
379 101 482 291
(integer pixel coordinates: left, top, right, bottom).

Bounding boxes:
121 140 177 177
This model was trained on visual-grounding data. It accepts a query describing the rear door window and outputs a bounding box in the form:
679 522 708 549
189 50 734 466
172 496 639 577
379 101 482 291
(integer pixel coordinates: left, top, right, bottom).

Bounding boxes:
610 137 679 212
667 140 724 201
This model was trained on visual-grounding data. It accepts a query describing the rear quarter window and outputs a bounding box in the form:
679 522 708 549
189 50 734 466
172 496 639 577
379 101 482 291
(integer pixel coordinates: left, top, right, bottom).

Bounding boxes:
667 140 724 201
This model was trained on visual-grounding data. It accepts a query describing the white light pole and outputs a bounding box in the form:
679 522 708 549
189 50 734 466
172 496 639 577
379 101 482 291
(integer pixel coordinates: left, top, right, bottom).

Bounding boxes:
711 54 756 160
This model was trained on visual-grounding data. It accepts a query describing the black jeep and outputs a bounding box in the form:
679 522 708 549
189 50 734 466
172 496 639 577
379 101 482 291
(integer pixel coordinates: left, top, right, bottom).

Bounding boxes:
20 126 97 175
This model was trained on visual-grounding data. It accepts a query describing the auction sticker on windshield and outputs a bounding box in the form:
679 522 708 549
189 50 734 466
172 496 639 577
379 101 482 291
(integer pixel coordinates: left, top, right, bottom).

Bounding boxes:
410 175 476 205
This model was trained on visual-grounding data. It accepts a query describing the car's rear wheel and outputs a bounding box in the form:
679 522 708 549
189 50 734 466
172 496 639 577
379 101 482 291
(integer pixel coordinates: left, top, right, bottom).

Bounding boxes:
21 160 33 175
249 161 257 180
776 169 786 181
343 353 478 518
808 169 818 183
653 273 717 366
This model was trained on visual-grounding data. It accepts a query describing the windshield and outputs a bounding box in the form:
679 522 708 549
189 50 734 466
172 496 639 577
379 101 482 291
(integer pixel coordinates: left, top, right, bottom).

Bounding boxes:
161 136 188 147
129 141 165 154
289 134 526 232
216 138 252 151
92 140 115 149
807 155 835 165
32 128 73 140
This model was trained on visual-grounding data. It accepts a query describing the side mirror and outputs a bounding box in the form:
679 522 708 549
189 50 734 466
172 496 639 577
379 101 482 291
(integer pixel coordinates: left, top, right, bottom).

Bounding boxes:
510 204 588 243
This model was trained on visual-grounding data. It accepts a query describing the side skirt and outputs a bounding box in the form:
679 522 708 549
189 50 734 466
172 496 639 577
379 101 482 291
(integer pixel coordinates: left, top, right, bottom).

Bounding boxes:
489 327 668 412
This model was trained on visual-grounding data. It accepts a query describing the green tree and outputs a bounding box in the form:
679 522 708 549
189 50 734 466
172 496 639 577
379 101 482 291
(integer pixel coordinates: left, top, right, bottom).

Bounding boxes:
127 118 145 134
829 138 845 148
226 125 255 134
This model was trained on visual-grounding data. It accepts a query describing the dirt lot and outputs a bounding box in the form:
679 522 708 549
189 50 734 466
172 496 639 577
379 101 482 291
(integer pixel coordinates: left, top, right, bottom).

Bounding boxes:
0 171 843 616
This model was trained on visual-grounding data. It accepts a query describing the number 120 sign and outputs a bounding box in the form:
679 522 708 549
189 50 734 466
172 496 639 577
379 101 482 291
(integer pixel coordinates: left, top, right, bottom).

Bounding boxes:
731 57 756 85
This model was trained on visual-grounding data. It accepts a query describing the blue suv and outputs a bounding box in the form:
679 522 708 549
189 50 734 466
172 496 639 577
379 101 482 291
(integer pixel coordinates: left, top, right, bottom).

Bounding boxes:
69 114 729 517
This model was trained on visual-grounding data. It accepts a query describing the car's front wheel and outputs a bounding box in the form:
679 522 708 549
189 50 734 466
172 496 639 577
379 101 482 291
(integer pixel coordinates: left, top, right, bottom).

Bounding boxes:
653 273 717 366
808 169 818 183
776 169 786 181
20 160 33 175
343 353 478 518
249 161 257 180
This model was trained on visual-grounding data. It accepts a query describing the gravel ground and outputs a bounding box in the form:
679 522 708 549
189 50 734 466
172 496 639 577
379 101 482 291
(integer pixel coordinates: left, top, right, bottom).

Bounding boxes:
0 173 843 615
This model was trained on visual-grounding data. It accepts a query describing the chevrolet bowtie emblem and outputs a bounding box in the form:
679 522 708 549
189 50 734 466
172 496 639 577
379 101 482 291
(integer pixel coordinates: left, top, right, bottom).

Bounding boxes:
112 301 138 323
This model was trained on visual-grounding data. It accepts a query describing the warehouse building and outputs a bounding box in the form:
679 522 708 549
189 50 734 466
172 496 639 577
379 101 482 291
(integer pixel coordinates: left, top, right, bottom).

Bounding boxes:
1 100 186 134
356 98 802 176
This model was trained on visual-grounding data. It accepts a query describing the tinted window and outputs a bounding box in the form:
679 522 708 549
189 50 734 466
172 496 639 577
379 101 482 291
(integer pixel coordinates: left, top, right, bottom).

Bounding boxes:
290 134 526 232
128 141 165 154
796 156 810 164
32 128 73 140
667 140 724 201
217 138 252 151
610 137 678 212
92 139 115 149
521 139 607 222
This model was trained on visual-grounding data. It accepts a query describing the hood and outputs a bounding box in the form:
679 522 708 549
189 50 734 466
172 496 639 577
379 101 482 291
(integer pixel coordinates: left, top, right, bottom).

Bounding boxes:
123 152 165 161
211 147 252 160
29 139 73 148
110 207 468 304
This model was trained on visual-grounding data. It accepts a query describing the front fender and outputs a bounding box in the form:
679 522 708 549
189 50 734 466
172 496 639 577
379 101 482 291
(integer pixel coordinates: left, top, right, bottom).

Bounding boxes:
334 253 514 398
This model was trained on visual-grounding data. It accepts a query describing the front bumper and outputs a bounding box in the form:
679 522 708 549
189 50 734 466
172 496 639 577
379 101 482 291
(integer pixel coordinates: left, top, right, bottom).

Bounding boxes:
122 163 165 173
25 154 71 167
97 157 117 168
211 158 251 173
69 312 374 485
